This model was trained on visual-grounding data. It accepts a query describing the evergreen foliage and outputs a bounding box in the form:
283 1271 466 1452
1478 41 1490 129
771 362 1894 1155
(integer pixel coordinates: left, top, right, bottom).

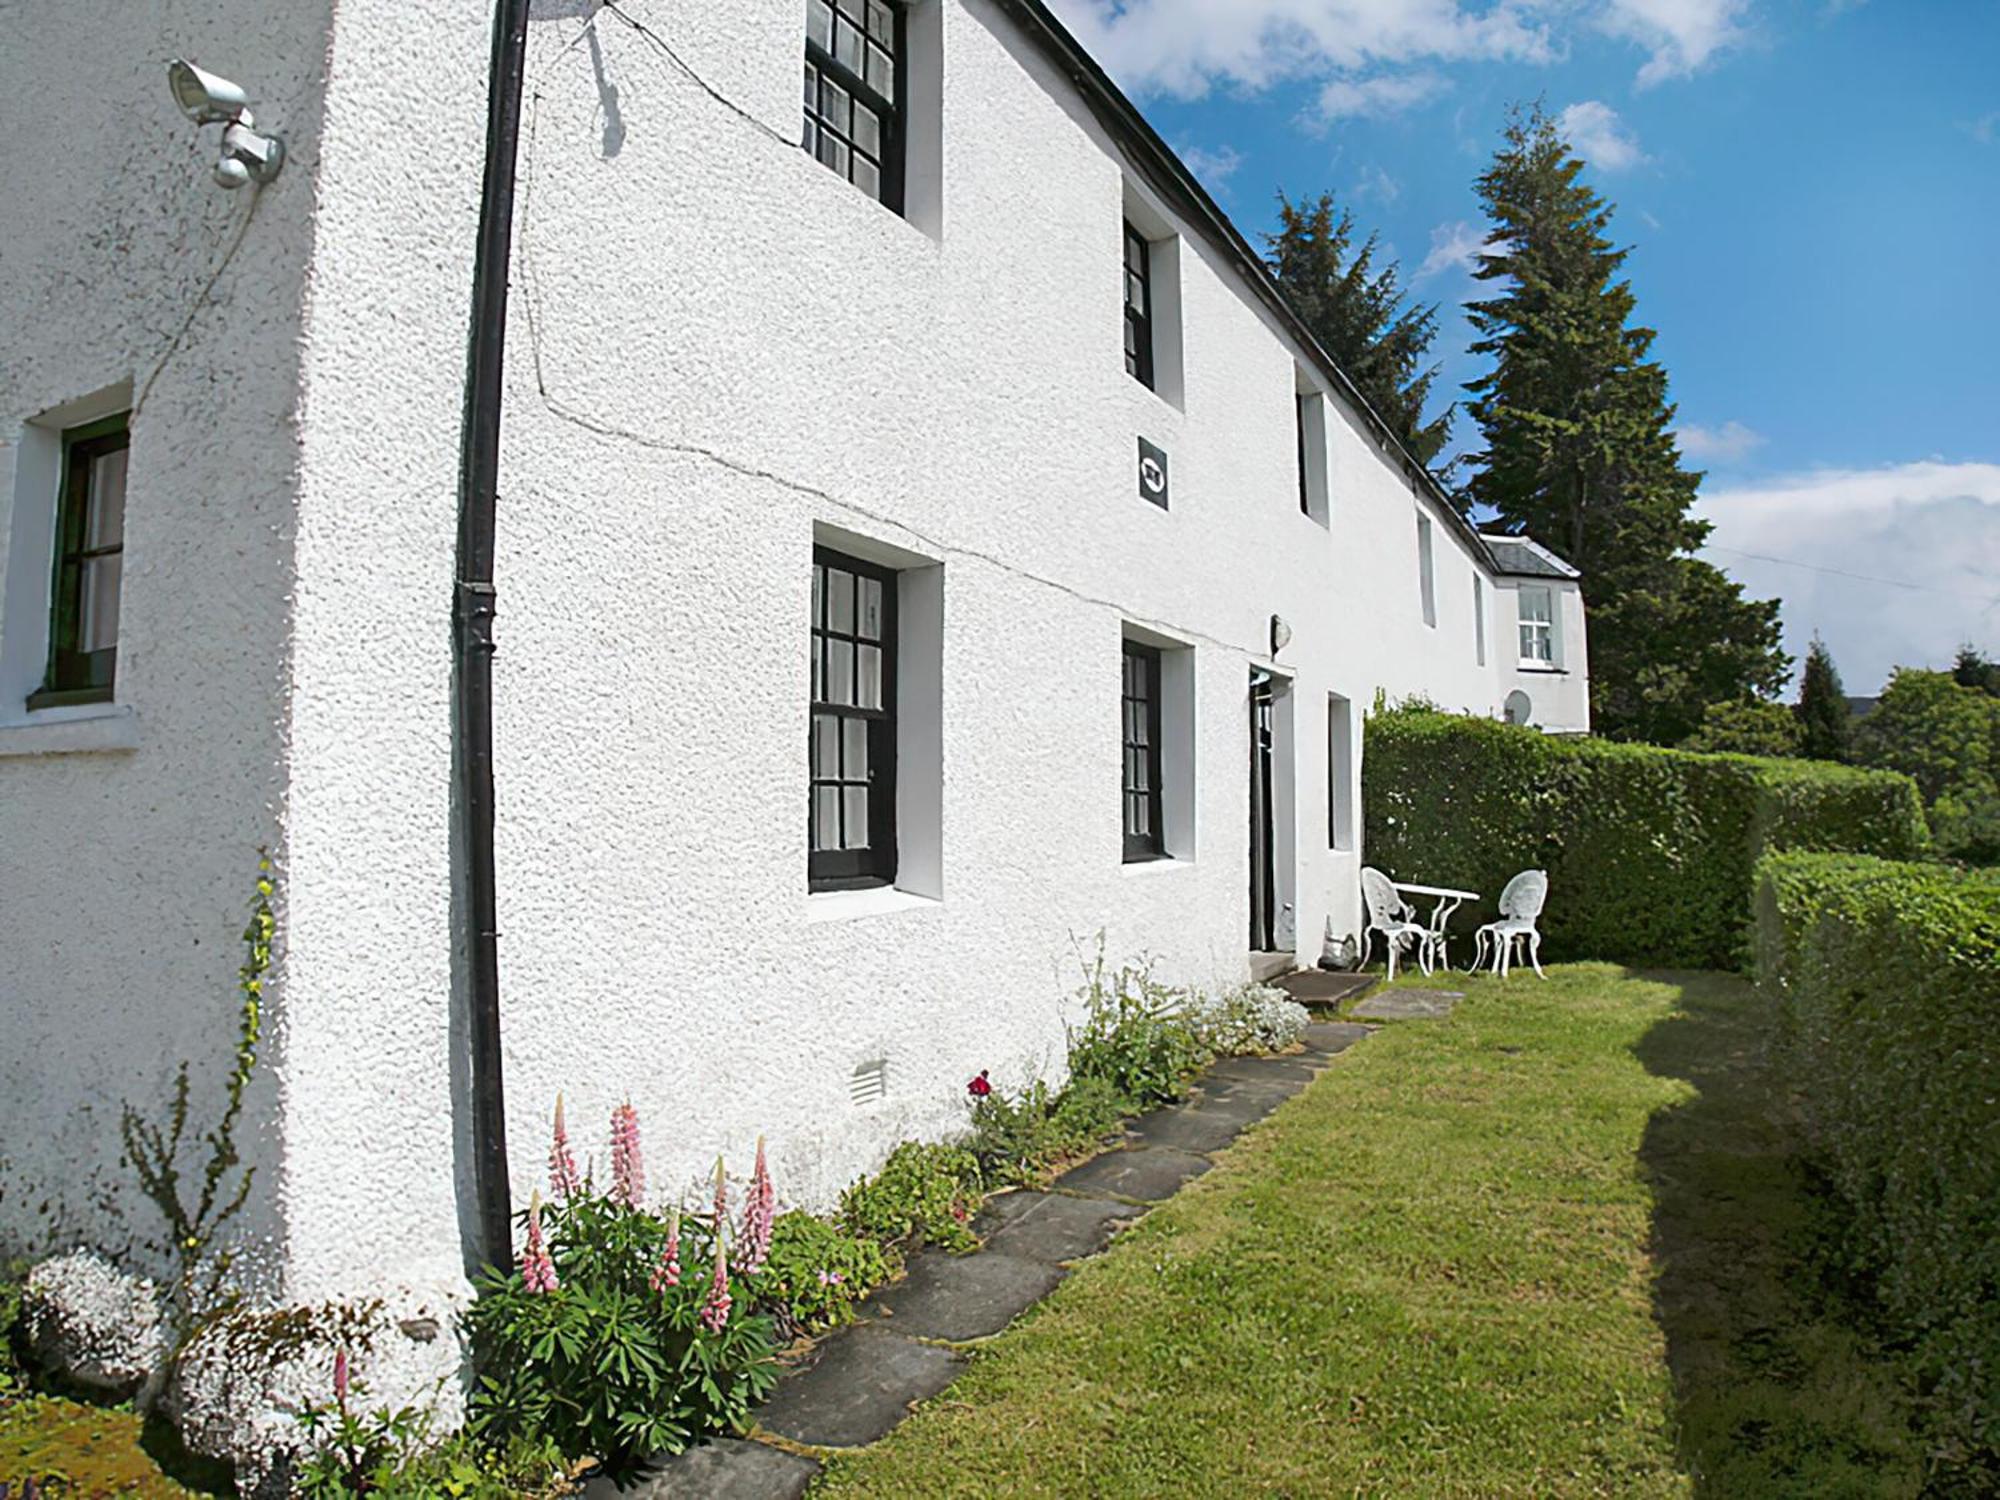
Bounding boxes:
1461 107 1788 744
1953 644 2000 696
1680 699 1803 758
1265 191 1450 463
1363 707 1928 968
1795 636 1852 762
1755 853 2000 1484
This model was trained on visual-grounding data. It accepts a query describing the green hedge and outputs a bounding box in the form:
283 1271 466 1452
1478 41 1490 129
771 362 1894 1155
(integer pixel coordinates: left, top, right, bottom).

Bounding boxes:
1363 709 1929 968
1755 852 2000 1475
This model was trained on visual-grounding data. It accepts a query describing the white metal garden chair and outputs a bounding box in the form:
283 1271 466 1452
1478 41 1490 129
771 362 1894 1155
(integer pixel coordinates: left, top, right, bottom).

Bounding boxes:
1361 866 1434 981
1474 869 1549 979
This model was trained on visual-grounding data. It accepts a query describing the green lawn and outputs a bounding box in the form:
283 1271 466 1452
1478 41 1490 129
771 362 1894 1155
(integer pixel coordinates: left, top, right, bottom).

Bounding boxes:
810 966 1925 1498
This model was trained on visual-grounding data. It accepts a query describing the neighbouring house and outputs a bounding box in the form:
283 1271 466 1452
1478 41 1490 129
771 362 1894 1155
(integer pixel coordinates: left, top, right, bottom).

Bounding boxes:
0 0 1589 1350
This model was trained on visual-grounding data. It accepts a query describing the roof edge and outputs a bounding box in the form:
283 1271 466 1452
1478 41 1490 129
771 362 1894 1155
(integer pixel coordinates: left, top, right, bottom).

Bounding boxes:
1479 533 1583 579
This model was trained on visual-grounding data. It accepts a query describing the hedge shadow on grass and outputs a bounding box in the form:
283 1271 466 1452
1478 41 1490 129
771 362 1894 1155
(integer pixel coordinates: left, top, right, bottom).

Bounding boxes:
1631 973 1924 1498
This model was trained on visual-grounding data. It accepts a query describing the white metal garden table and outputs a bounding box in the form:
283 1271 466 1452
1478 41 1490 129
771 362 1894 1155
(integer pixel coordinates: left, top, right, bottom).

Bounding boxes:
1392 882 1480 974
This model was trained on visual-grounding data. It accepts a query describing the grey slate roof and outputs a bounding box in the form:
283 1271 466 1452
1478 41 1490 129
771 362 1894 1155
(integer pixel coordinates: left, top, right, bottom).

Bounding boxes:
1481 535 1582 579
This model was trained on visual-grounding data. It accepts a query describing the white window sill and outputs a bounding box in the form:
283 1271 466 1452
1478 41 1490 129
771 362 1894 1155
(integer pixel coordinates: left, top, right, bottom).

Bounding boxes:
1517 664 1568 675
0 703 138 758
1121 854 1192 877
806 885 942 924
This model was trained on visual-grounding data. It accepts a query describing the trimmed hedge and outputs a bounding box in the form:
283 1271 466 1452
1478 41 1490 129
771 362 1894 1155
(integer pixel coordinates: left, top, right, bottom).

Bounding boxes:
1363 709 1929 968
1755 852 2000 1476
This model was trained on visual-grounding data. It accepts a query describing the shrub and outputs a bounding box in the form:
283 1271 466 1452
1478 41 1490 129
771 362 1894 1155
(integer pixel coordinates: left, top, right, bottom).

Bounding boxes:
1364 707 1929 968
755 1211 891 1339
468 1107 778 1477
1183 983 1309 1056
964 1077 1130 1189
838 1143 982 1255
1755 852 2000 1481
1066 953 1209 1107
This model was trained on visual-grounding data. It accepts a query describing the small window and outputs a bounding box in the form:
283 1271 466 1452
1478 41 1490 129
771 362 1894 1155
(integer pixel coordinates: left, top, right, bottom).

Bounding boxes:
1295 386 1328 523
1123 220 1155 389
1327 693 1354 851
810 547 898 888
804 0 903 212
30 414 130 710
1519 586 1555 665
1296 396 1310 515
1417 514 1437 628
1121 641 1164 860
1474 576 1487 666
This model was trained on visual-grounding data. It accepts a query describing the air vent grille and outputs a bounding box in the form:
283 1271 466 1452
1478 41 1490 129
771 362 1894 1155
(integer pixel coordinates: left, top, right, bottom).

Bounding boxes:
849 1058 889 1108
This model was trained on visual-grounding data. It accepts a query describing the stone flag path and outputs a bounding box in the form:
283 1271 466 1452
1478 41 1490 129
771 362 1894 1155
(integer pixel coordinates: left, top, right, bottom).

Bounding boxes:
587 1013 1375 1499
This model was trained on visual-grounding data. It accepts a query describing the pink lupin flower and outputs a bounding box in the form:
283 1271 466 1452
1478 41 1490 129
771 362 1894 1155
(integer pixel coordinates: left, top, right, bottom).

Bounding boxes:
701 1159 732 1332
737 1136 776 1275
549 1093 581 1201
332 1346 350 1407
650 1204 682 1292
609 1101 646 1209
521 1191 559 1295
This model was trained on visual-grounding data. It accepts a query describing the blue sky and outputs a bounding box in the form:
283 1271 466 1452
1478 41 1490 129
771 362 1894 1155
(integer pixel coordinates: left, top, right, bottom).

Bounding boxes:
1047 0 2000 692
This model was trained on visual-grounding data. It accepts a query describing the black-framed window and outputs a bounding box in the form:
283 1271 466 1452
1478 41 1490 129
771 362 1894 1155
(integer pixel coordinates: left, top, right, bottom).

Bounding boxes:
804 0 904 212
1123 220 1155 389
30 414 130 711
1296 394 1311 515
1121 642 1164 861
810 548 898 889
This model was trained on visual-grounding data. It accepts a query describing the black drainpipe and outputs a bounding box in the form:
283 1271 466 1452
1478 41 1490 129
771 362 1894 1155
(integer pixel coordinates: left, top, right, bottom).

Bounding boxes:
456 0 533 1276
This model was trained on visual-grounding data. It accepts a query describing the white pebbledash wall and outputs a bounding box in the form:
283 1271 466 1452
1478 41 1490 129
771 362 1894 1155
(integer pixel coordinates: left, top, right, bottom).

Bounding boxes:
0 0 1590 1336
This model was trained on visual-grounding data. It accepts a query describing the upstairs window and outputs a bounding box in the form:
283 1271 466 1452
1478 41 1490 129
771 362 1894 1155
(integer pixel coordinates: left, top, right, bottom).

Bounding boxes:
1296 395 1310 515
1123 220 1155 389
811 548 898 888
1417 514 1437 628
1121 641 1164 860
31 414 129 709
804 0 903 212
1519 586 1555 665
1474 575 1487 666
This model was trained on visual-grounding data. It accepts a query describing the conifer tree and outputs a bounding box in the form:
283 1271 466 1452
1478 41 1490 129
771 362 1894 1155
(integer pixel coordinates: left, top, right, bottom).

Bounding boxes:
1462 106 1787 743
1266 192 1450 463
1795 636 1852 762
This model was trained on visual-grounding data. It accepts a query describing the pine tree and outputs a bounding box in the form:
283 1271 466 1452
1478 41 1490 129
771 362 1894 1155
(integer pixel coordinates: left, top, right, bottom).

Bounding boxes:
1266 192 1451 463
1462 106 1788 744
1795 636 1852 762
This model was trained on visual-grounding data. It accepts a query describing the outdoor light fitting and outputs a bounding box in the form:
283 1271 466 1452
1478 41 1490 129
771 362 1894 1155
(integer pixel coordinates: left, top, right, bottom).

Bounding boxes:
167 59 285 188
1271 614 1293 656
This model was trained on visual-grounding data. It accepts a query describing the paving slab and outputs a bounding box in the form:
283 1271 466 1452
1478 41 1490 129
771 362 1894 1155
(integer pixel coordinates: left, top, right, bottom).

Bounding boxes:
1276 970 1377 1005
980 1191 1136 1264
1300 1021 1374 1056
1351 988 1463 1021
757 1326 962 1448
1124 1101 1259 1156
1191 1070 1311 1109
583 1438 819 1499
863 1248 1064 1341
1203 1054 1318 1086
1054 1146 1210 1202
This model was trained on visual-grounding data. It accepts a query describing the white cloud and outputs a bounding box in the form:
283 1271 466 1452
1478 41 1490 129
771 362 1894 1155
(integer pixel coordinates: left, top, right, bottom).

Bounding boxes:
1960 111 1999 145
1352 163 1402 202
1177 142 1244 186
1318 70 1451 121
1696 460 2000 690
1598 0 1752 88
1418 218 1485 281
1558 99 1648 171
1677 420 1764 464
1044 0 1557 98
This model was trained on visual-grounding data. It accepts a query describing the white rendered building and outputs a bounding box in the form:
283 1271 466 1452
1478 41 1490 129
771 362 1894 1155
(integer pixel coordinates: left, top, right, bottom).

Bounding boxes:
0 0 1588 1338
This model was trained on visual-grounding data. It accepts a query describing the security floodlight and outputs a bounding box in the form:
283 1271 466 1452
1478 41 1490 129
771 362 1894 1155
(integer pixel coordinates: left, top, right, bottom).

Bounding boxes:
166 58 285 188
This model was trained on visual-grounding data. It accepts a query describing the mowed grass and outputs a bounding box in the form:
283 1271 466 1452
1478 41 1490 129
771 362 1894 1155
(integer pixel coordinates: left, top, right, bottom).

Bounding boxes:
810 966 1924 1498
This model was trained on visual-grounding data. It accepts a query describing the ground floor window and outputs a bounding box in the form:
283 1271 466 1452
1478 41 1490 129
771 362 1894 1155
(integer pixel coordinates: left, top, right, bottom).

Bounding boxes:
1122 641 1164 860
811 547 897 888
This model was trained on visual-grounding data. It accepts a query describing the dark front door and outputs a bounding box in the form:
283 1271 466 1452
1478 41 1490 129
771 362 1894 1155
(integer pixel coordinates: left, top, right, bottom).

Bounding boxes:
1249 672 1277 951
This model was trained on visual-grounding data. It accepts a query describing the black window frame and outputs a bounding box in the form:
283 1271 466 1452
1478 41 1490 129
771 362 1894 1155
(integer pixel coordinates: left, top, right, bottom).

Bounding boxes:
803 0 906 215
1121 641 1165 862
809 546 899 891
30 413 130 711
1123 220 1155 390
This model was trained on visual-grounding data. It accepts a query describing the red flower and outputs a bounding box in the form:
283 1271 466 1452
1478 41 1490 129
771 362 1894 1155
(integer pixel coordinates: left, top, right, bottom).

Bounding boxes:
967 1070 992 1098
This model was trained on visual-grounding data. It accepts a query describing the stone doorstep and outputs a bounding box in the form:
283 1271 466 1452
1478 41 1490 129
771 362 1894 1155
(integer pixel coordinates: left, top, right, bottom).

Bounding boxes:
621 1037 1376 1493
